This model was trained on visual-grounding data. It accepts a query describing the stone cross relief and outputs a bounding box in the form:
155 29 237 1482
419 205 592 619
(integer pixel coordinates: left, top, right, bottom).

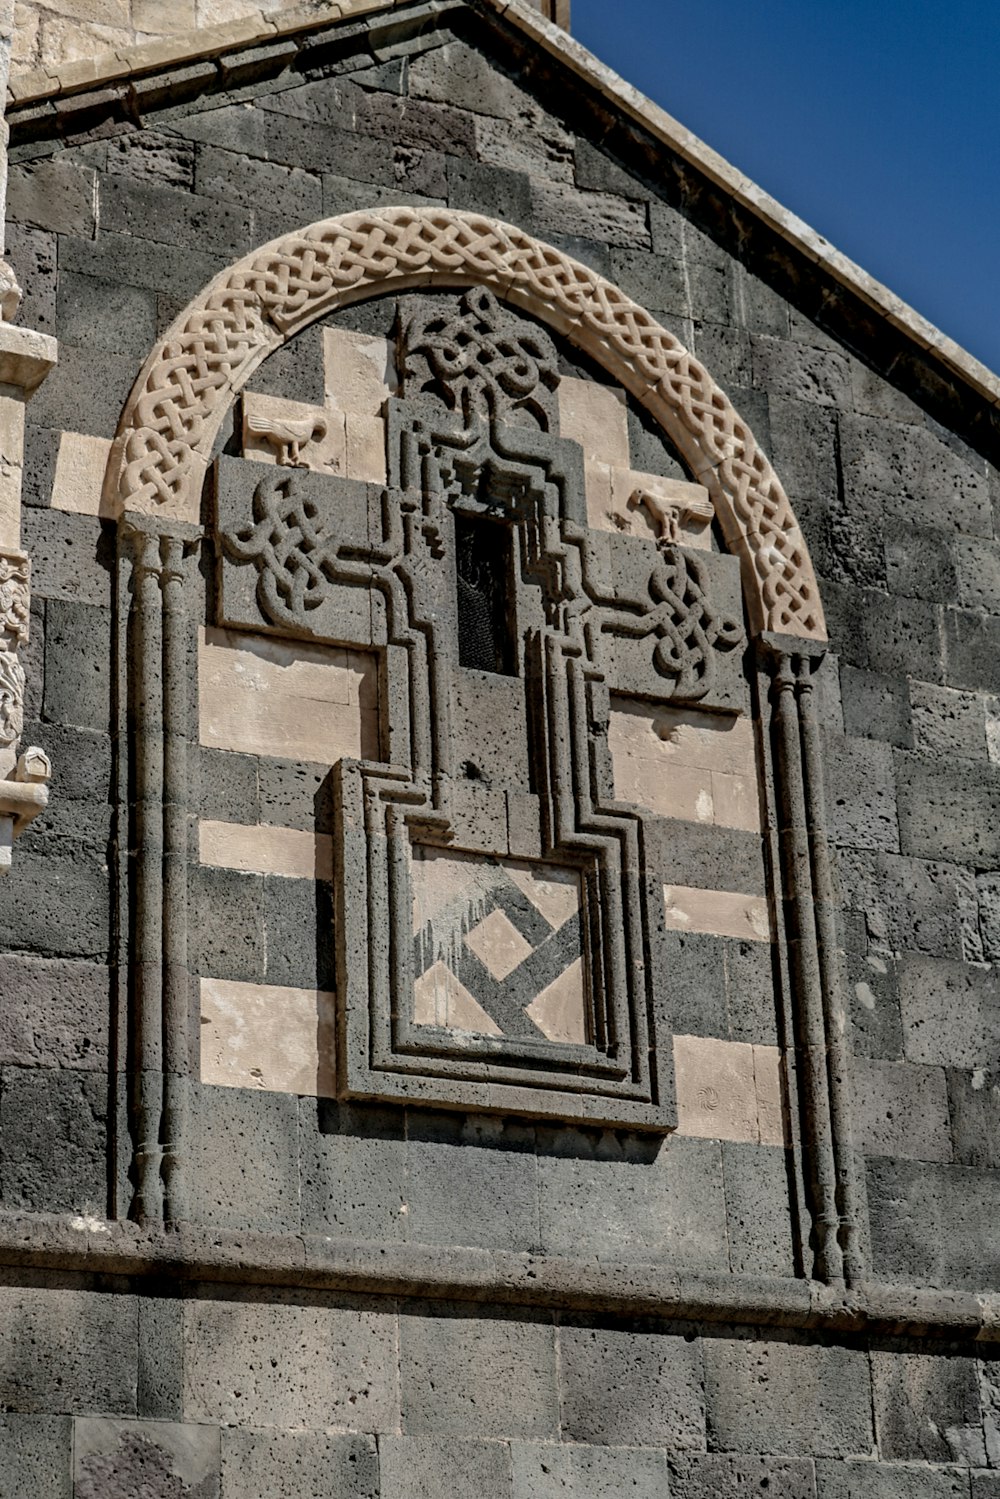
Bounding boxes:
214 290 746 1128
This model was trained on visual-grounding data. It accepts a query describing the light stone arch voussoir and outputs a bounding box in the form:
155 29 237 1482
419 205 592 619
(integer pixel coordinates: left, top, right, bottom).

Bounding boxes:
106 206 825 639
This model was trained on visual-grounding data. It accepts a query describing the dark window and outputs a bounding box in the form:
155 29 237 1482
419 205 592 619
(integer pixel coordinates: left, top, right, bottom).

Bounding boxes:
455 512 514 674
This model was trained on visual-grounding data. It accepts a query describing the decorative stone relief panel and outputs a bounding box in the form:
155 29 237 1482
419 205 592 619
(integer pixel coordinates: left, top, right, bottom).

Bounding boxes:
213 288 749 1129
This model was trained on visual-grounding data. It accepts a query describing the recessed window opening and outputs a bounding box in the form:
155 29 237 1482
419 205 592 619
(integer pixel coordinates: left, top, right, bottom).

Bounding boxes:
455 511 515 674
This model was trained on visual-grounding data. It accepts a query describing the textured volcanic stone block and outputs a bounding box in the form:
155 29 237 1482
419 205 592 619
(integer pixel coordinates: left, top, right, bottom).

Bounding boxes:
5 222 57 338
704 1335 874 1457
98 176 255 258
840 667 912 749
56 272 157 364
910 682 987 760
0 1065 108 1214
190 1085 301 1234
0 953 108 1069
667 1453 818 1499
871 1348 986 1465
42 600 111 733
722 1141 796 1277
0 1414 72 1498
381 1437 512 1499
60 229 219 302
898 955 1000 1069
191 864 264 984
0 844 109 960
536 1131 728 1268
184 1291 398 1430
0 1287 137 1414
896 753 1000 865
511 1440 667 1498
20 507 113 607
195 145 322 221
399 1305 558 1440
27 344 138 440
947 1066 1000 1169
8 157 97 237
867 1157 1000 1290
850 1058 952 1162
823 733 899 851
944 609 1000 697
558 1322 705 1449
221 1430 379 1499
405 1111 539 1252
816 1459 973 1498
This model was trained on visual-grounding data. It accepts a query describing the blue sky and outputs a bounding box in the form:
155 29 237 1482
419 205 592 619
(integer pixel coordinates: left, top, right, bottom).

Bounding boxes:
573 0 1000 376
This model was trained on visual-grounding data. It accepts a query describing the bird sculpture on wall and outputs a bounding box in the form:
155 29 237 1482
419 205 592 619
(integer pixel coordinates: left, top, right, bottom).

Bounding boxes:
245 410 329 467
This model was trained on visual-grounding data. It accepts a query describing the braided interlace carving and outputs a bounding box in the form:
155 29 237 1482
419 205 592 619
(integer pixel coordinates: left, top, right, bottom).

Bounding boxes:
608 547 743 702
222 473 343 630
0 553 29 749
114 207 823 638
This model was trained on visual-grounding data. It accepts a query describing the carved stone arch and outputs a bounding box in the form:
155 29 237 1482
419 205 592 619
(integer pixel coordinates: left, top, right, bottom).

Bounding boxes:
105 206 825 641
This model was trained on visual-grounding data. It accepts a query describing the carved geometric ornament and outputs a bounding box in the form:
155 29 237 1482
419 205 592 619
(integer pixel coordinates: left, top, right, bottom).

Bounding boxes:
112 207 825 641
216 290 748 1129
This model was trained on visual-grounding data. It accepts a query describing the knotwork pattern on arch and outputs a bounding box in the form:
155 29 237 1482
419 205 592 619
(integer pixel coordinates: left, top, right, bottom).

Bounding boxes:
111 206 824 639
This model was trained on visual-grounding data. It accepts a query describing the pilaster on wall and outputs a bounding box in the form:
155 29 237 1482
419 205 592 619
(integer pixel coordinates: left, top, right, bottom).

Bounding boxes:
0 3 57 871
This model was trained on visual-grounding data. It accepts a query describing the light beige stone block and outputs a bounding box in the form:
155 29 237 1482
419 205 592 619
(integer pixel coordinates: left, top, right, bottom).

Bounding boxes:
133 0 196 33
412 960 502 1036
242 392 345 474
525 958 586 1044
505 861 580 929
610 469 714 551
558 375 629 468
674 1034 759 1143
663 885 772 943
609 699 760 832
753 1044 787 1146
674 1034 787 1144
50 430 114 518
583 459 615 532
344 412 387 483
710 770 760 833
200 976 335 1097
39 15 130 69
34 0 129 25
323 326 396 417
465 906 533 981
0 396 25 550
199 819 334 882
198 626 377 765
12 3 40 70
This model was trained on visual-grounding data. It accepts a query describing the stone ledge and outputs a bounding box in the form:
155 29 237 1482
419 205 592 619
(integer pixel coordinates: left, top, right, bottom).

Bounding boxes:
0 1210 996 1342
0 325 58 398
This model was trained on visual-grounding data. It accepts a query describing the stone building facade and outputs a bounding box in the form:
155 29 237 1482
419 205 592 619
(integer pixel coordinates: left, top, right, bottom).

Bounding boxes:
1 0 1000 1494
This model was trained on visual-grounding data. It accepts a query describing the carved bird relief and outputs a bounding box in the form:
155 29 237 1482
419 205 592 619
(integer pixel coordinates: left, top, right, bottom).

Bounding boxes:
245 411 329 468
628 485 714 546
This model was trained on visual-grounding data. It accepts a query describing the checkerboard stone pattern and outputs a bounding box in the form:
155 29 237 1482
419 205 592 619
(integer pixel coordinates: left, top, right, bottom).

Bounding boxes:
411 847 587 1045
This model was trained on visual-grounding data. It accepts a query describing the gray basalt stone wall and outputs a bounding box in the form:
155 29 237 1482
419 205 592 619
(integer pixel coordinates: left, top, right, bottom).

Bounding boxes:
2 1 1000 1493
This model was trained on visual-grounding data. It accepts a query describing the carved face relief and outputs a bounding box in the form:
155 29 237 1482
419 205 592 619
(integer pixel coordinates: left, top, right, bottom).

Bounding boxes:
214 289 750 1129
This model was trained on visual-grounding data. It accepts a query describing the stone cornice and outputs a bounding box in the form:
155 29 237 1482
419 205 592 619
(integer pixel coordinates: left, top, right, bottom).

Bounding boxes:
0 1211 997 1344
7 0 1000 422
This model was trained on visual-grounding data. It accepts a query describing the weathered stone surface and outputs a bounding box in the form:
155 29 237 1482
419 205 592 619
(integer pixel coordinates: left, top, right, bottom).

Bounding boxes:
722 1142 796 1276
898 955 1000 1070
381 1436 511 1499
8 157 97 237
871 1348 985 1465
405 1112 539 1252
512 1440 667 1497
823 733 899 851
42 599 111 733
0 1287 136 1414
536 1132 728 1269
184 1291 398 1430
910 682 987 761
0 1065 108 1214
558 1323 704 1449
667 1453 817 1498
0 953 108 1069
850 1058 952 1162
221 1430 378 1499
399 1305 557 1439
190 1086 301 1234
896 752 1000 866
816 1460 972 1498
867 1156 1000 1289
73 1419 220 1499
299 1100 406 1241
704 1336 874 1456
0 1415 72 1498
947 1066 1000 1169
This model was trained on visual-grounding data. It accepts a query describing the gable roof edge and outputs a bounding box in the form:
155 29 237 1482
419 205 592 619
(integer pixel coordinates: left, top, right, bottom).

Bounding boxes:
7 0 999 416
